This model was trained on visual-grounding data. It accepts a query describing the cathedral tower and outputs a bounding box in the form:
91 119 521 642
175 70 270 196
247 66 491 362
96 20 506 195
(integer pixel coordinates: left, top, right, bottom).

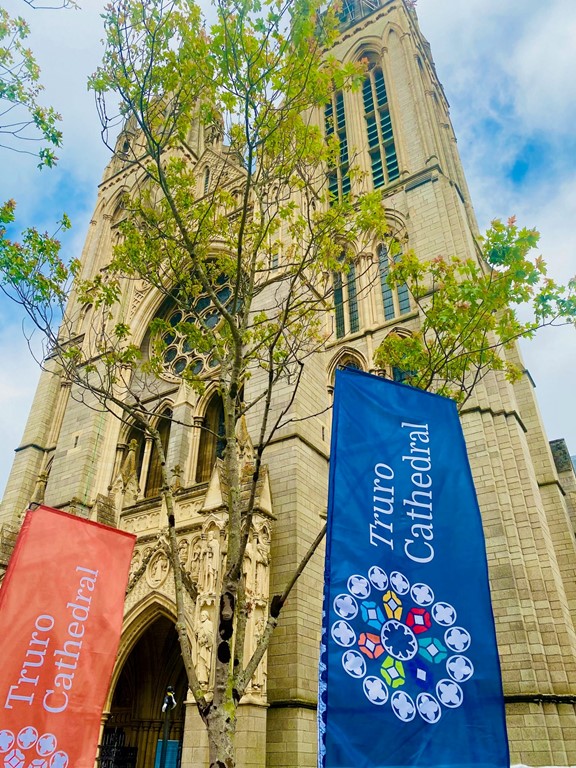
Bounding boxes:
2 1 576 766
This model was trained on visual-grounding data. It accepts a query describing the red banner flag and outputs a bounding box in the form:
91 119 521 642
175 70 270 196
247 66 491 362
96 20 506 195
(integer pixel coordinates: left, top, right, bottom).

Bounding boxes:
0 505 135 768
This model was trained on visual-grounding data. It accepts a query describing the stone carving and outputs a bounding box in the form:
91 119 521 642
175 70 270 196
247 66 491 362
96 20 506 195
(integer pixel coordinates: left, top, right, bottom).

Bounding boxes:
30 471 49 507
203 529 221 594
178 538 190 567
171 464 183 492
147 550 170 588
110 439 140 514
205 115 224 146
129 549 141 578
242 534 255 594
190 537 202 584
122 439 140 501
128 278 153 321
196 610 214 689
236 415 256 464
255 530 270 598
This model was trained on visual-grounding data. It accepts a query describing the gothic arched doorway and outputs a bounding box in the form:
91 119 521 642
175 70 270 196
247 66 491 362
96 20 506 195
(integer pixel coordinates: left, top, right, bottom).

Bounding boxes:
101 615 188 768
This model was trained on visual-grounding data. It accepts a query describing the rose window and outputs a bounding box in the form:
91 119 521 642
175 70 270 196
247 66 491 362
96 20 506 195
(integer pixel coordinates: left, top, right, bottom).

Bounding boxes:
158 276 233 379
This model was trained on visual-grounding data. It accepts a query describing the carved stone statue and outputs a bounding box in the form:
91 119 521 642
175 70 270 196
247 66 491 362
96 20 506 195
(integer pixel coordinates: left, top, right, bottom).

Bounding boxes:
255 533 270 597
178 538 190 567
205 113 224 146
129 549 141 578
122 439 140 503
204 530 221 594
197 610 214 688
190 538 202 584
242 535 255 594
148 551 169 587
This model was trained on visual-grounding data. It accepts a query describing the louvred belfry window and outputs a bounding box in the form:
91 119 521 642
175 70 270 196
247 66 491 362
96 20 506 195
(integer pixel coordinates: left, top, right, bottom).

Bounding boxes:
363 66 400 189
325 91 351 203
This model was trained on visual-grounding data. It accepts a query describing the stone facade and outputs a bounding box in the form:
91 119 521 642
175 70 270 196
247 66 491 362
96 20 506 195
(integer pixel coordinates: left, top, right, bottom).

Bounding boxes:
2 1 576 766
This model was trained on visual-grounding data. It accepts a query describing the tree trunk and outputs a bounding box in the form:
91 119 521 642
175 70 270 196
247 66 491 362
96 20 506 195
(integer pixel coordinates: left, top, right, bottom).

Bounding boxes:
207 699 238 768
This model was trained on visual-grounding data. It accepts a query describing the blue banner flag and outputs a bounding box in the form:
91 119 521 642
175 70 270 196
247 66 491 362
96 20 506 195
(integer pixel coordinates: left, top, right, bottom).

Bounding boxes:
318 368 508 768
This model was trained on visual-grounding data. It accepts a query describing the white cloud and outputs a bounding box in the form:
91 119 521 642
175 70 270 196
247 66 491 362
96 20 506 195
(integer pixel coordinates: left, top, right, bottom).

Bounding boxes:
509 1 576 135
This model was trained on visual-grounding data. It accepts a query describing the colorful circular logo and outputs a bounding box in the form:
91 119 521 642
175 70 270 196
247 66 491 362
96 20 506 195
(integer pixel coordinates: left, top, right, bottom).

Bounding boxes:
331 568 474 723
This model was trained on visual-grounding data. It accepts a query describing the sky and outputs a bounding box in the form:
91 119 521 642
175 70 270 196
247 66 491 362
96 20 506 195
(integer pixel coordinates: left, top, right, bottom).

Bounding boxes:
0 0 574 496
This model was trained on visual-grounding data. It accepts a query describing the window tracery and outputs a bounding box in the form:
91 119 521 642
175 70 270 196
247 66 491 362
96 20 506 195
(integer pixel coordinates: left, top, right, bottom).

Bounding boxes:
155 275 234 379
378 242 410 321
325 90 351 202
334 254 360 339
362 63 399 189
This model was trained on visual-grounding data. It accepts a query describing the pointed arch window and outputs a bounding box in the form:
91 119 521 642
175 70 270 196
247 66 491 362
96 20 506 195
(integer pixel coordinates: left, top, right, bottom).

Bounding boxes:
378 243 410 321
325 90 351 203
196 393 226 483
334 256 360 339
362 65 399 188
125 408 172 499
203 166 211 195
145 409 172 498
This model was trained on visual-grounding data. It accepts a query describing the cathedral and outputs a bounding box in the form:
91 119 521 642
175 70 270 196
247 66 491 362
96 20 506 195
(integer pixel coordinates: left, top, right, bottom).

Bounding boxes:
1 0 576 766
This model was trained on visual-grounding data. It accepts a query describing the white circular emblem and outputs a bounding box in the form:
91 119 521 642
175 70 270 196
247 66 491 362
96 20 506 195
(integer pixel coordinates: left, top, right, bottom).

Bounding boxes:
411 583 434 606
363 676 389 705
17 728 38 751
431 602 456 626
436 679 464 708
417 692 442 724
391 691 416 722
348 575 371 599
334 593 358 620
390 571 409 595
381 620 418 661
37 735 57 757
368 566 388 591
445 626 471 652
50 751 69 768
342 650 366 679
331 620 356 647
447 655 474 683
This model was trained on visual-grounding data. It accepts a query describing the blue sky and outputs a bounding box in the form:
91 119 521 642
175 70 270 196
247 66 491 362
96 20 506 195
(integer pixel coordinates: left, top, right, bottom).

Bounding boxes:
1 0 575 496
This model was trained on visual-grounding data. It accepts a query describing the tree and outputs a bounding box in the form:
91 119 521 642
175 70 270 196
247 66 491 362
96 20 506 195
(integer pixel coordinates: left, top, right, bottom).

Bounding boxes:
0 0 77 166
1 0 77 326
374 217 576 407
0 0 383 764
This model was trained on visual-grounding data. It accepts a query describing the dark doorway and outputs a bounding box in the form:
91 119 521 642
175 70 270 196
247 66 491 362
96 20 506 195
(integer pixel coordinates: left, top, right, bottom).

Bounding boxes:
101 615 187 768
